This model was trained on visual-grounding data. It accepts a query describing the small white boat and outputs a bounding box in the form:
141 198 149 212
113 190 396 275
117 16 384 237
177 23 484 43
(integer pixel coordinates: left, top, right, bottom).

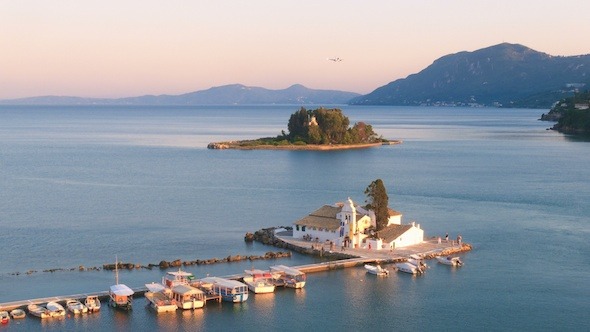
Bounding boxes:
46 301 66 317
27 304 51 319
243 269 276 293
10 309 26 319
408 254 429 270
0 311 9 324
66 299 88 314
270 265 307 289
85 295 101 312
364 264 389 276
436 256 463 266
199 277 249 303
144 283 178 313
395 262 425 275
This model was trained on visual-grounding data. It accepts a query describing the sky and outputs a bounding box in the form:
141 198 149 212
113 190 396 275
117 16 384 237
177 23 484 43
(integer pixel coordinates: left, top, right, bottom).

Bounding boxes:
1 0 589 99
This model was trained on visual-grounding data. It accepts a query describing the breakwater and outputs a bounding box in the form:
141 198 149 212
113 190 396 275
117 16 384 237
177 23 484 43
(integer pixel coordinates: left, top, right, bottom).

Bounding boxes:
7 251 292 276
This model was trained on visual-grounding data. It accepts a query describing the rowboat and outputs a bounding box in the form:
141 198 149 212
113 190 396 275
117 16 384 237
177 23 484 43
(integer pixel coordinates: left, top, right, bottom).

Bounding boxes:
85 295 101 312
364 264 390 276
10 309 26 319
46 301 66 317
27 304 51 319
0 311 9 324
66 299 88 314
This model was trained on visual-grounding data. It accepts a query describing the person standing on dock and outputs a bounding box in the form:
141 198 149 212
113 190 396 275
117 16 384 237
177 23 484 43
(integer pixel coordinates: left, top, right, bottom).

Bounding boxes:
445 233 449 242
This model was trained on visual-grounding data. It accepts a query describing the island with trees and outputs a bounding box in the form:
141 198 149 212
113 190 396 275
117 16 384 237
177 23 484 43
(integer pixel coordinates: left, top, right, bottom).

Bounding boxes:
540 90 590 135
208 107 399 150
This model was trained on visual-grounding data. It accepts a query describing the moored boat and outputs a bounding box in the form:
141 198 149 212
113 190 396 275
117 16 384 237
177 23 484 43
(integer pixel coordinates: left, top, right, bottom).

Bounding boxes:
27 304 51 319
0 311 9 324
364 264 390 276
109 256 134 310
66 299 88 314
243 269 276 293
10 309 26 319
85 295 101 312
395 262 425 275
162 269 196 288
199 277 249 303
46 301 66 317
436 256 463 266
144 283 178 313
270 265 306 288
170 284 205 309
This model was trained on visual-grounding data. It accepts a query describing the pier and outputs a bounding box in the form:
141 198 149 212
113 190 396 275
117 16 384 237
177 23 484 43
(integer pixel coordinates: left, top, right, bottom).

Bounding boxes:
0 232 470 312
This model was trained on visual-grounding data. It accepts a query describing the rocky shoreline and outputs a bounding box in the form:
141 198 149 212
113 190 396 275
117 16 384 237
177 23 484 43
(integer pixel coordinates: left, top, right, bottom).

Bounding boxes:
208 140 401 150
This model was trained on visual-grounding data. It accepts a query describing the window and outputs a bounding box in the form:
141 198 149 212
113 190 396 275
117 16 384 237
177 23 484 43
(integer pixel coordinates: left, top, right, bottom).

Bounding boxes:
302 226 306 231
296 225 300 231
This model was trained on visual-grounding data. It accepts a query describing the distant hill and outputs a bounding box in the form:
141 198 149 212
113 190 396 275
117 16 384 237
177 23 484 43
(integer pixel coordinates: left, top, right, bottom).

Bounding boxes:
0 84 360 106
350 43 590 108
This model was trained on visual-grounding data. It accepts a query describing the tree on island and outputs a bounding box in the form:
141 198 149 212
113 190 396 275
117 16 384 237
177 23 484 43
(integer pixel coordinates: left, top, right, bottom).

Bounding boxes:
365 179 389 231
286 107 381 145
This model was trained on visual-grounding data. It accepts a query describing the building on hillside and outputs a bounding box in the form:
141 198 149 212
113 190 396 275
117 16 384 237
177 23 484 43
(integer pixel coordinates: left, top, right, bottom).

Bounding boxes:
292 197 424 250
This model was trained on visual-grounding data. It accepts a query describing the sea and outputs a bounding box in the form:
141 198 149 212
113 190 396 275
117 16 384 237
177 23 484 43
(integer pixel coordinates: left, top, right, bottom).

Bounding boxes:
0 104 588 331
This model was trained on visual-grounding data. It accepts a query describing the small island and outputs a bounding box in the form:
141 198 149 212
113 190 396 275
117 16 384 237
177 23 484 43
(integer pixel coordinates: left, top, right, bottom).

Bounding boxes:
208 107 400 150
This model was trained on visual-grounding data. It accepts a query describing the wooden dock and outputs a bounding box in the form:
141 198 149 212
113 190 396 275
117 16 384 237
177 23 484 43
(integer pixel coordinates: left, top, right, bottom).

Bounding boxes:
0 258 378 311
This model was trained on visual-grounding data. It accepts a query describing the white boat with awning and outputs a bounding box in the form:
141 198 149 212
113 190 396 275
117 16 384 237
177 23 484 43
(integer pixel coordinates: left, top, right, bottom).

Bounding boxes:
109 284 134 310
270 265 306 288
170 284 205 309
243 269 276 294
199 277 249 303
144 283 177 313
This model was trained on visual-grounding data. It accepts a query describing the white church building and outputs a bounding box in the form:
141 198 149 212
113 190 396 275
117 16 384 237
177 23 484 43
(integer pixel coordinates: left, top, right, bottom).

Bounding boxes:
292 197 424 250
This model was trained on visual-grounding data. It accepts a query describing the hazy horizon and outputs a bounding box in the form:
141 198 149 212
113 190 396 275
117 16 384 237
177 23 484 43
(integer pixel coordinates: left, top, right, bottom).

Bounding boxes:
2 0 589 99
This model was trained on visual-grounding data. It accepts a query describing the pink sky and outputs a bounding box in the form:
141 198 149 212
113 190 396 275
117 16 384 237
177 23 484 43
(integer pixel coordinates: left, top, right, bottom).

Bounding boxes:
1 0 589 99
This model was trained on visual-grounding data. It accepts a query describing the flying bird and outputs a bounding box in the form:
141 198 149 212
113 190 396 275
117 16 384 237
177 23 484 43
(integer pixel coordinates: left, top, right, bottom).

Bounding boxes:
327 57 342 62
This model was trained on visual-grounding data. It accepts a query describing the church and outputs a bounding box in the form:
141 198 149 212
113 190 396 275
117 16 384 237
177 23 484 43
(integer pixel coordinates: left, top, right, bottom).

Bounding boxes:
292 197 424 250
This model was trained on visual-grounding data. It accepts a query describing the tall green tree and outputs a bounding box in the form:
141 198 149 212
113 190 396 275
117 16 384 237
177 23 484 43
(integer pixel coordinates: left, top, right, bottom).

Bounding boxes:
365 179 389 231
287 107 310 140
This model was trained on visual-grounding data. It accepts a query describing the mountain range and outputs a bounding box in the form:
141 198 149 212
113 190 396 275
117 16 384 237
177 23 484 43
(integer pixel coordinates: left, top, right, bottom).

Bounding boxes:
350 43 590 108
2 43 589 108
0 84 360 106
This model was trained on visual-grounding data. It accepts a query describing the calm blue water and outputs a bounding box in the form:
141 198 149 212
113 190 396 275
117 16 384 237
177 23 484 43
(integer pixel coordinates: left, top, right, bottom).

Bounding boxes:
0 105 588 331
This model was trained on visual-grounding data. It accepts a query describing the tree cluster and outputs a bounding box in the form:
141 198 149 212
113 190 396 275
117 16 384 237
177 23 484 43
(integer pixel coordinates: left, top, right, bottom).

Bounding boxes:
547 90 590 135
285 107 381 145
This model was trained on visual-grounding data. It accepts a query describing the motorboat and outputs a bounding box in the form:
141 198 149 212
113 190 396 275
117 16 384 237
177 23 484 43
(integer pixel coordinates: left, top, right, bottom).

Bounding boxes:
199 277 249 303
66 299 88 314
243 269 276 293
436 256 463 266
144 283 178 313
170 284 205 309
364 264 389 276
85 295 101 312
27 304 51 319
10 309 26 319
408 254 429 270
46 301 66 317
109 256 134 310
395 262 425 275
270 265 306 289
0 311 9 324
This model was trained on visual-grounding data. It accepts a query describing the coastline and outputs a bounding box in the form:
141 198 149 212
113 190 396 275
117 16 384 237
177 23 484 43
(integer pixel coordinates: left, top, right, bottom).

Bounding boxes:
208 140 402 150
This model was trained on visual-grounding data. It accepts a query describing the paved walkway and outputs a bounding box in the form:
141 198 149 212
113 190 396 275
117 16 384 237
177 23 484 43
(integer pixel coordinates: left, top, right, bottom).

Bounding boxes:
276 232 464 261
